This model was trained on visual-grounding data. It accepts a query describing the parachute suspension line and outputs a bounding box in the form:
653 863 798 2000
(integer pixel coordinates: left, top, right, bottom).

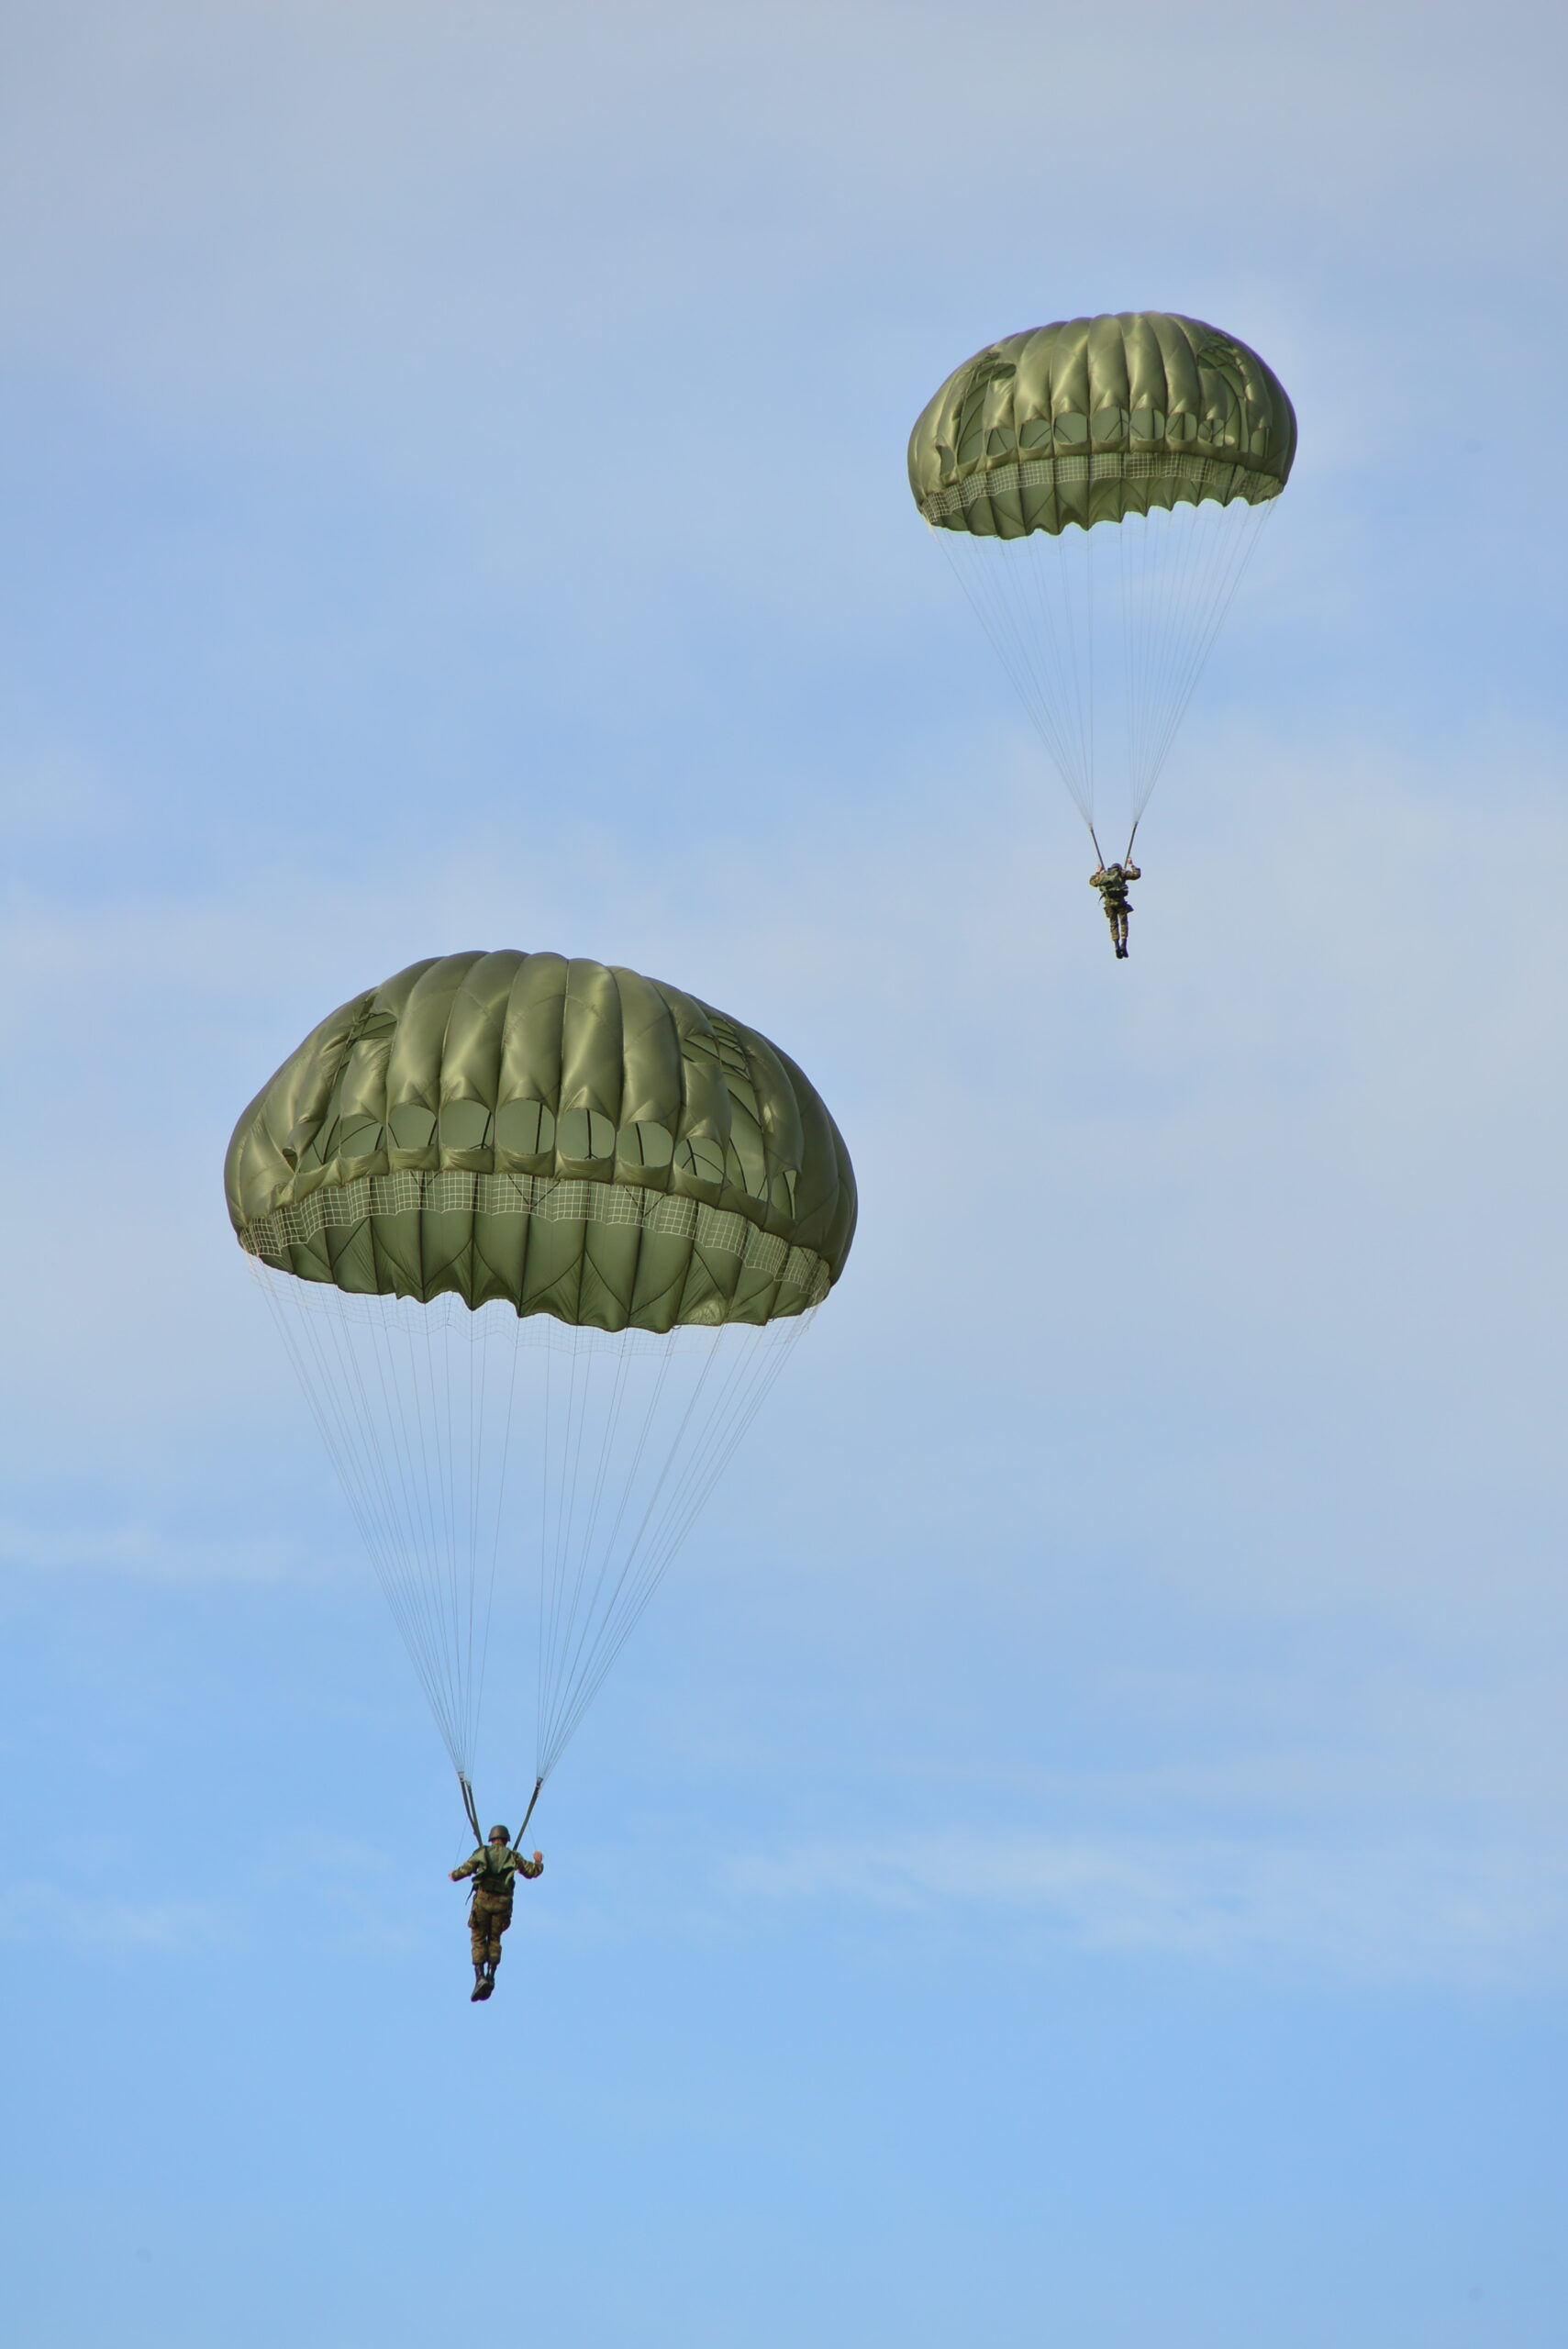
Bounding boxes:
937 527 1097 827
535 1332 610 1781
361 1299 479 1774
1119 503 1154 823
1112 493 1276 829
641 1322 803 1588
1084 519 1096 821
350 1304 460 1759
338 1289 499 1778
258 1269 820 1809
517 1776 543 1842
255 1272 475 1773
473 1307 525 1765
1127 495 1276 827
347 1301 466 1759
1140 505 1201 807
462 1307 481 1765
539 1334 639 1754
1020 518 1096 821
539 1326 725 1777
1139 497 1275 822
940 489 1276 852
384 1306 451 1748
380 1303 476 1770
1114 498 1143 848
401 1305 465 1765
328 1302 446 1740
536 1329 569 1745
518 1313 806 1796
425 1305 465 1761
536 1326 685 1784
535 1314 814 1784
437 1298 513 1781
575 1341 639 1614
1134 502 1211 818
257 1275 412 1687
553 1314 811 1771
537 1319 554 1777
535 1327 643 1785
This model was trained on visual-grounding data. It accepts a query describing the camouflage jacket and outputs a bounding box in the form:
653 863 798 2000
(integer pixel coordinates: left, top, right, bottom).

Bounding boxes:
1091 863 1140 907
452 1845 543 1899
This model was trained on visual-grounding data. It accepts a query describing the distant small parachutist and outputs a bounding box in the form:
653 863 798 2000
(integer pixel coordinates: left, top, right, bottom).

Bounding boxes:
1090 861 1141 960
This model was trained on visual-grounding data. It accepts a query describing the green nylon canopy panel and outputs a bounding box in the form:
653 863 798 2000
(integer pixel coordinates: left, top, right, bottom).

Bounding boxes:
226 951 857 1332
908 311 1296 540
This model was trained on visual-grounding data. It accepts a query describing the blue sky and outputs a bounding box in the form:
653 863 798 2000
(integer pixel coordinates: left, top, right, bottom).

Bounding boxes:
3 4 1566 2343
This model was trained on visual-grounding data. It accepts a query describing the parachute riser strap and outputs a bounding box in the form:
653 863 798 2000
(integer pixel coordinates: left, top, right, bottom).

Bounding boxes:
459 1771 484 1850
517 1776 544 1844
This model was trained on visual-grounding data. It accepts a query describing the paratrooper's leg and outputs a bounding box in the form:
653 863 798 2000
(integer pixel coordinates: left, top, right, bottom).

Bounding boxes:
484 1902 513 1980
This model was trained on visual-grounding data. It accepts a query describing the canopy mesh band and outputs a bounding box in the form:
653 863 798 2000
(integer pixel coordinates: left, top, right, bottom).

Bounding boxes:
237 1168 832 1308
918 450 1284 527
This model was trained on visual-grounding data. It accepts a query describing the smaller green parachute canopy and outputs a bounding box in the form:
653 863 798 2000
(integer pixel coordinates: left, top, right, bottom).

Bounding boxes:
908 311 1296 540
227 951 857 1333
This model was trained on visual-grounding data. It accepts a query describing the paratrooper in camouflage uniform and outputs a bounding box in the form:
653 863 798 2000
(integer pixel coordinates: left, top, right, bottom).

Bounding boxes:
450 1826 544 2001
1090 861 1141 959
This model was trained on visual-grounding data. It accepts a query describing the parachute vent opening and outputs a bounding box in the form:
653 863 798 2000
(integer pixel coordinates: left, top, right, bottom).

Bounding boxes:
253 1261 815 1789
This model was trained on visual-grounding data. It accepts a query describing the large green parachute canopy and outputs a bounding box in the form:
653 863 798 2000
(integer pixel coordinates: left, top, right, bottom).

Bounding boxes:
908 311 1296 540
909 312 1296 853
228 950 855 1330
229 951 856 1804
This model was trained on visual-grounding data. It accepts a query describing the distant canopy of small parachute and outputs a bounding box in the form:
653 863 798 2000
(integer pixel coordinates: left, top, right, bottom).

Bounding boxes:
908 310 1296 854
228 951 856 1821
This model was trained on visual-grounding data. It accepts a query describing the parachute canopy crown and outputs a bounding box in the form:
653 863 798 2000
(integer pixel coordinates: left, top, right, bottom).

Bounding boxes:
907 310 1296 541
227 950 857 1333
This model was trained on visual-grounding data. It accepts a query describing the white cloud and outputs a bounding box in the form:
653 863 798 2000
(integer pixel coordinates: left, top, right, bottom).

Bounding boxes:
0 1520 318 1584
723 1822 1568 1988
0 1879 231 1954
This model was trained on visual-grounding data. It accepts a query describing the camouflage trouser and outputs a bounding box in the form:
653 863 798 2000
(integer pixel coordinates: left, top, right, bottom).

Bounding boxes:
470 1893 513 1969
1103 904 1129 949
